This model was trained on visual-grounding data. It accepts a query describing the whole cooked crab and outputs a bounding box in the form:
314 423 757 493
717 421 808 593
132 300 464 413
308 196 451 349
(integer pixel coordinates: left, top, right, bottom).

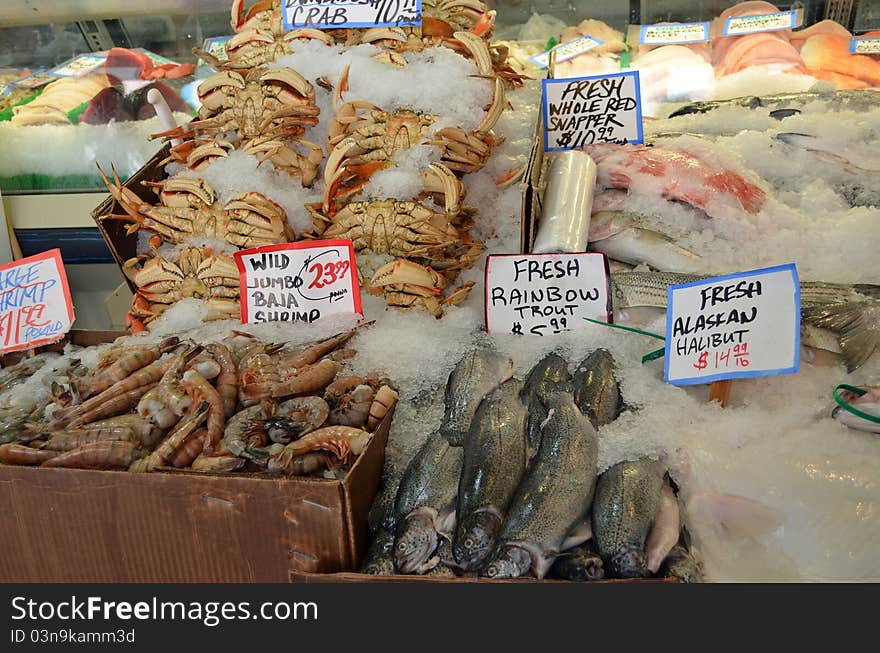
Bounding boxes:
367 258 475 318
323 64 505 210
98 165 294 249
123 246 241 331
151 66 322 185
311 163 484 269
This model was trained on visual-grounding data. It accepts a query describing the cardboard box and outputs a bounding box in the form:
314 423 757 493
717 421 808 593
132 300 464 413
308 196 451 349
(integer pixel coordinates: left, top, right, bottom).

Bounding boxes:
289 571 672 583
91 144 172 294
520 111 548 255
0 328 392 582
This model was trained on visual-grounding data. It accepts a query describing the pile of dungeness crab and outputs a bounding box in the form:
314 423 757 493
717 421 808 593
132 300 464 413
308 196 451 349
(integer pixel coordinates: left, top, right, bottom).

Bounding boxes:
97 0 525 330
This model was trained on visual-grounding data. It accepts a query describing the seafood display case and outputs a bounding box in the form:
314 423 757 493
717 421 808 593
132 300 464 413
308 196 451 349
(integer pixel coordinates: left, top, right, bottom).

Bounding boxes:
0 0 878 585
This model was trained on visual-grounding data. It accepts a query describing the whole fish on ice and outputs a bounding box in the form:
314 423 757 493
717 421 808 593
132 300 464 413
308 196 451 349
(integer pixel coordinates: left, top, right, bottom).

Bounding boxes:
481 392 599 579
392 431 464 574
454 379 529 571
439 348 513 446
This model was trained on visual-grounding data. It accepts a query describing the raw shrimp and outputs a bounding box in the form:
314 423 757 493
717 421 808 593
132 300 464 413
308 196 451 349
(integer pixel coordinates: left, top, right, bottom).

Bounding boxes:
42 415 160 451
42 441 142 469
255 396 329 444
269 425 373 468
238 343 282 405
186 351 222 380
367 385 399 431
169 427 207 468
0 443 58 465
67 383 158 429
137 387 178 429
327 379 374 428
267 451 329 475
584 143 767 218
50 348 195 428
81 337 178 397
130 402 209 473
158 348 197 416
278 330 356 369
272 359 339 399
182 369 225 453
205 343 237 417
191 455 246 473
223 404 270 459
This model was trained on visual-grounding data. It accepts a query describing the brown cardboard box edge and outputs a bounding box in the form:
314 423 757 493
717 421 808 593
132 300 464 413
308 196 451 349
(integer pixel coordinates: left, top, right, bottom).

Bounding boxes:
91 143 173 294
289 571 674 583
0 329 391 583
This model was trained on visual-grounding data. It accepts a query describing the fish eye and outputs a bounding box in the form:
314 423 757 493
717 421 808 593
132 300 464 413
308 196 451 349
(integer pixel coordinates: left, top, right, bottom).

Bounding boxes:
397 542 407 552
464 538 473 548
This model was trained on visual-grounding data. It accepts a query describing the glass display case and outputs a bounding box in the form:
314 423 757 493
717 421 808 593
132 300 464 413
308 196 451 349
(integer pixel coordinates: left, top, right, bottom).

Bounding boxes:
0 0 877 324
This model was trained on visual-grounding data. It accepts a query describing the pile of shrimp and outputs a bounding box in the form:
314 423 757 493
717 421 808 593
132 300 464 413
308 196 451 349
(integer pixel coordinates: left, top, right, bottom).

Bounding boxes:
0 330 398 477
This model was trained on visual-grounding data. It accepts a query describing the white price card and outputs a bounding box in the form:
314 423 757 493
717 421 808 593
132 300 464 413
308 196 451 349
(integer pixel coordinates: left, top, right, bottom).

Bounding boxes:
485 253 611 336
283 0 422 30
542 71 643 152
723 9 800 36
530 35 604 69
0 249 75 354
235 240 363 325
639 22 710 44
850 37 880 54
49 54 107 78
664 264 800 386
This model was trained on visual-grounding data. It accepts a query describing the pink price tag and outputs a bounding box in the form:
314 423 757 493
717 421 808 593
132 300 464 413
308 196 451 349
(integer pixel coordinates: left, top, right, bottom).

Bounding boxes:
0 249 75 354
234 240 362 326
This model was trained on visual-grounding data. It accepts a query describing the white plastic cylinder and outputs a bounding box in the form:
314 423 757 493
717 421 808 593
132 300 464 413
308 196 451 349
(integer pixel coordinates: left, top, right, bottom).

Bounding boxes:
532 150 597 254
147 88 181 147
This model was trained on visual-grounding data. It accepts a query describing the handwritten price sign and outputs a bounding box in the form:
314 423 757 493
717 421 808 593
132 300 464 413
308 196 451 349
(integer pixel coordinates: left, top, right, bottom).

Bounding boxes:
530 35 604 69
0 250 74 354
283 0 422 30
542 71 644 152
664 264 800 386
485 253 611 336
234 240 362 325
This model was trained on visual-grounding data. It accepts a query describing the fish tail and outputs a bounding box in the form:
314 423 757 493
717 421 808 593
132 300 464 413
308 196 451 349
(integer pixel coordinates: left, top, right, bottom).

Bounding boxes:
802 301 880 371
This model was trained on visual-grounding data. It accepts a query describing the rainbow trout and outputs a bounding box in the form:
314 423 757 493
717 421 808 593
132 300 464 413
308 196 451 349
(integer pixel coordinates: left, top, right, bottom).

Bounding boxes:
481 392 599 579
454 379 529 571
392 431 464 574
592 458 665 578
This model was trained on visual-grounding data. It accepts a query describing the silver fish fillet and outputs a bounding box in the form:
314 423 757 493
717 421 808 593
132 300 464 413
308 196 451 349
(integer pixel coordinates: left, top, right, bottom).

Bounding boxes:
667 90 880 118
454 379 529 571
481 392 599 579
440 349 513 446
610 272 880 371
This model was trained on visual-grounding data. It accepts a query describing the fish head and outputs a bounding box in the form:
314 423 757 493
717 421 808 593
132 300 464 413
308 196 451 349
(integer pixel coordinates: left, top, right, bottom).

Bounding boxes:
453 511 501 570
481 545 532 579
607 546 650 579
393 510 439 574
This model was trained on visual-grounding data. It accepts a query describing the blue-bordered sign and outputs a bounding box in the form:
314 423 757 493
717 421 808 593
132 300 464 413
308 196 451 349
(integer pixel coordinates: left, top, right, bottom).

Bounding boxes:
639 22 710 45
542 70 643 152
282 0 422 30
723 9 798 36
529 35 604 69
664 264 800 386
850 37 880 54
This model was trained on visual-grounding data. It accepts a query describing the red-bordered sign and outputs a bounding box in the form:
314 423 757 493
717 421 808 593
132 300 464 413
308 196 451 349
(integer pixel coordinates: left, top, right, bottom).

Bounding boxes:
234 240 362 325
0 249 75 353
